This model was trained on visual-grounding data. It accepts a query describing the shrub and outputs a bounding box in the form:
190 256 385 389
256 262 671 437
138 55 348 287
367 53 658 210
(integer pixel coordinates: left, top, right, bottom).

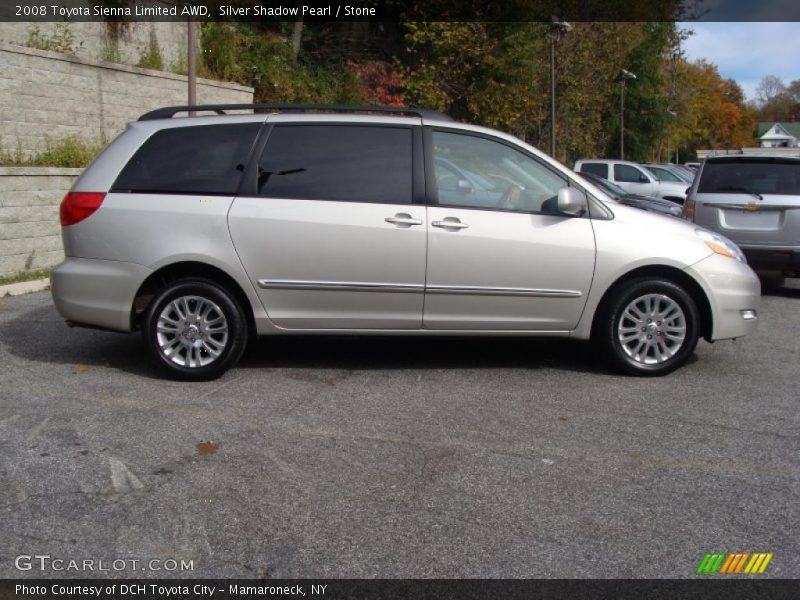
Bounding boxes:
0 136 104 168
137 29 163 71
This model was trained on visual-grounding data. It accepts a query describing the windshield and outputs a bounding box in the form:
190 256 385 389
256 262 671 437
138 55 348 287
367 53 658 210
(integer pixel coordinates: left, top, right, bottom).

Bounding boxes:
698 159 800 195
646 166 684 183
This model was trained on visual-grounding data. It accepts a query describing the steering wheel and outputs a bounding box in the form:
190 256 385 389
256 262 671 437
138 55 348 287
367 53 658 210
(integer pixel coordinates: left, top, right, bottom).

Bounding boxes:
498 184 525 209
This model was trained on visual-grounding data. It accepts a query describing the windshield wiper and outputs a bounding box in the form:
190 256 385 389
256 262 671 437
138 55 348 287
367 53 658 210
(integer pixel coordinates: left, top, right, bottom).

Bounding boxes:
714 186 763 200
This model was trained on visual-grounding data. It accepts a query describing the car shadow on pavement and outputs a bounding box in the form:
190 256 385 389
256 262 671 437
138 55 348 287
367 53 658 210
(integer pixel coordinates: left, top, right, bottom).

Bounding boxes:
1 302 612 379
759 275 800 299
239 334 606 375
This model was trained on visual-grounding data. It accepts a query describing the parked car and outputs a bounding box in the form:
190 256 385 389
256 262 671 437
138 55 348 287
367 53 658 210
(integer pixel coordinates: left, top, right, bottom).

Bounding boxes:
667 164 697 183
579 172 683 217
574 159 688 203
51 104 760 380
684 155 800 275
645 163 694 185
684 162 701 172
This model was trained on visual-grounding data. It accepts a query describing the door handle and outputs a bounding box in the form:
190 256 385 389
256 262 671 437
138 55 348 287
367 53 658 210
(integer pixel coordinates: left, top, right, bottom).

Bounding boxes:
432 218 469 230
385 213 423 227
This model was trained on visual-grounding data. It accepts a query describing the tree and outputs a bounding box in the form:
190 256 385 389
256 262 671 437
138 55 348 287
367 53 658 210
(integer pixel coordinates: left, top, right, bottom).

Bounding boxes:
667 60 755 156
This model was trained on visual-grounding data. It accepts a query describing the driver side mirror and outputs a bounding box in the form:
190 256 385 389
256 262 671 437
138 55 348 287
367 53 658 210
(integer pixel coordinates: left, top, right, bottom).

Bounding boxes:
557 187 588 217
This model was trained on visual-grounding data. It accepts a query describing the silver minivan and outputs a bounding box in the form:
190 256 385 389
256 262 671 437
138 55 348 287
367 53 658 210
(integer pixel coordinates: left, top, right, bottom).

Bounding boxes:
51 104 760 380
684 155 800 276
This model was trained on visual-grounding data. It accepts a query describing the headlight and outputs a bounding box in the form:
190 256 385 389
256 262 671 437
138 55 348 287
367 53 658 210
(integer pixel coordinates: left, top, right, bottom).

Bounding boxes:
696 229 746 262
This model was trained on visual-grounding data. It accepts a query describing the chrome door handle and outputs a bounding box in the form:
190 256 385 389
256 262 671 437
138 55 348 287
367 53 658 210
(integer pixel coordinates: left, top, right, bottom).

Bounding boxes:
432 219 469 230
385 213 423 227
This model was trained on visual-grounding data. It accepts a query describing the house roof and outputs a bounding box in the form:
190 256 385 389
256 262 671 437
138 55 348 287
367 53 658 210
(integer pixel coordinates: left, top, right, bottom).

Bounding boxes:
758 122 800 138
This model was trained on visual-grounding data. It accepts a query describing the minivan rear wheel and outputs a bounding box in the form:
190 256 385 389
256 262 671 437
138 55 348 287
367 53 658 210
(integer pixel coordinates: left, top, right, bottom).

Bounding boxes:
597 278 700 376
143 279 248 381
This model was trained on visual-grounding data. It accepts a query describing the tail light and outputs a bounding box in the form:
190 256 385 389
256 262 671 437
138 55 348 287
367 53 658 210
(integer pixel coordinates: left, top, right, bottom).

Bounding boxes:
60 192 106 226
682 195 695 222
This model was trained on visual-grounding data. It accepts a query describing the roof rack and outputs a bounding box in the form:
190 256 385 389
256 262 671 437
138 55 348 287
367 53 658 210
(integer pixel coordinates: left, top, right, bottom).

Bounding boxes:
138 104 453 122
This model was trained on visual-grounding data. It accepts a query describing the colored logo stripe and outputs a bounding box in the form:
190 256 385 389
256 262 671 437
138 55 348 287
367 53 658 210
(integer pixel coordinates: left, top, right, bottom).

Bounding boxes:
696 553 726 574
697 552 773 574
744 553 773 574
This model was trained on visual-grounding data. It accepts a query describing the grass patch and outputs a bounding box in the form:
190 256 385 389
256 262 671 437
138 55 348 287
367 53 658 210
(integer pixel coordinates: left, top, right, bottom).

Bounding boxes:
0 135 104 168
0 268 51 286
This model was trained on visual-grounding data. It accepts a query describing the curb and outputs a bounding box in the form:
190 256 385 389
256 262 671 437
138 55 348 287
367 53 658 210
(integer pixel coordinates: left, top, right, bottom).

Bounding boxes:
0 278 50 297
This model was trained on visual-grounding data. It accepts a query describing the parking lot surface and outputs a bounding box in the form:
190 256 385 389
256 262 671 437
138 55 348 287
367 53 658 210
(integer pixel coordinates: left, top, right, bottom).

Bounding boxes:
1 281 798 578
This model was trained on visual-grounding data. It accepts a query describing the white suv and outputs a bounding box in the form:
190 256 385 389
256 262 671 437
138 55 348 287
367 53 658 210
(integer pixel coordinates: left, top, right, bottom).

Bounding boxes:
50 104 759 380
574 159 689 203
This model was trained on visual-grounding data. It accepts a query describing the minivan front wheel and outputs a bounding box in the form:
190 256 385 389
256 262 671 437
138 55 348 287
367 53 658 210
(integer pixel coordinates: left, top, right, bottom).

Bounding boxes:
598 278 700 376
143 279 248 381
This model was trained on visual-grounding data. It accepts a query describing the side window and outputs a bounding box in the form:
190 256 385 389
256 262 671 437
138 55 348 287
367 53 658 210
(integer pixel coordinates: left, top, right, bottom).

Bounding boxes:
579 162 609 178
112 123 260 194
258 125 413 204
432 131 567 213
615 164 648 183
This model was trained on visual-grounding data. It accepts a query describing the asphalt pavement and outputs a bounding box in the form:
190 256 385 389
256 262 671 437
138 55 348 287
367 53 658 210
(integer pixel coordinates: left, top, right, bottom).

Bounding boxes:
0 280 798 578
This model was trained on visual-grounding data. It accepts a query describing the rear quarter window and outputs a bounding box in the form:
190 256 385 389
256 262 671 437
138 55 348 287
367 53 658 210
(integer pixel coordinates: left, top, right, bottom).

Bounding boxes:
698 160 800 195
111 123 261 195
579 163 609 178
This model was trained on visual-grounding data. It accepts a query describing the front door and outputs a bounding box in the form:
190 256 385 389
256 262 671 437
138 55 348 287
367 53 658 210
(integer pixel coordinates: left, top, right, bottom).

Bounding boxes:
229 122 426 329
424 129 596 330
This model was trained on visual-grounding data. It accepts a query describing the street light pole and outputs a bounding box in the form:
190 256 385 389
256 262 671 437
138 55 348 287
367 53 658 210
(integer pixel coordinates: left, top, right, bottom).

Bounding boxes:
187 4 197 110
620 80 624 160
548 18 571 159
618 69 636 160
550 34 556 158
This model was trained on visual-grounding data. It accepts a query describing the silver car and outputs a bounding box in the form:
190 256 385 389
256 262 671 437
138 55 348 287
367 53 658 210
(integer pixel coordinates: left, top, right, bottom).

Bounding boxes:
684 155 800 276
51 104 760 380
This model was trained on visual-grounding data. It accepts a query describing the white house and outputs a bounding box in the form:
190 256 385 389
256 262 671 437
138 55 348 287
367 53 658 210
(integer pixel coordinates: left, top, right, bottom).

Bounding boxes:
758 122 800 148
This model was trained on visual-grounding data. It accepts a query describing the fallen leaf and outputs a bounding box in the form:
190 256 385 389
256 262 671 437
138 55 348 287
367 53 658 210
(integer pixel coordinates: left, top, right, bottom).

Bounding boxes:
75 365 91 373
196 441 219 455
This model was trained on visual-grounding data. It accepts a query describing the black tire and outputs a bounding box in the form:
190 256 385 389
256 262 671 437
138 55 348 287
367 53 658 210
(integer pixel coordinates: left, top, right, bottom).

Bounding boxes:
595 277 700 376
142 278 248 381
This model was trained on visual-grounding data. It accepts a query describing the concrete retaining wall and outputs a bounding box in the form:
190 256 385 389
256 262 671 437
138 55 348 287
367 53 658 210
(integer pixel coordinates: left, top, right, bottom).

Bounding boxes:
0 167 81 276
0 20 189 71
0 42 254 156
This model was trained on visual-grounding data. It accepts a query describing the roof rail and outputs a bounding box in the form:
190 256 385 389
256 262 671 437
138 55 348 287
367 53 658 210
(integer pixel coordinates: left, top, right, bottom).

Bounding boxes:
138 103 453 122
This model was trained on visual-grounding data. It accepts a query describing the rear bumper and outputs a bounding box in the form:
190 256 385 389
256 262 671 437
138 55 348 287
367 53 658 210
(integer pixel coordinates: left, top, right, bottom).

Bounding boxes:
685 254 761 341
740 246 800 274
51 258 152 332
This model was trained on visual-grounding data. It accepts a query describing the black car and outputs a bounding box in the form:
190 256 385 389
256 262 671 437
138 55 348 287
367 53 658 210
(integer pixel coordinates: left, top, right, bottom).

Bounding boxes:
581 172 683 217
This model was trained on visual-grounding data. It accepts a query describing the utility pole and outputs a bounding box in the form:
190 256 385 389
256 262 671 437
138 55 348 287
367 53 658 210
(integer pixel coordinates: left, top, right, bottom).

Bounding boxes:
548 18 571 159
187 4 197 111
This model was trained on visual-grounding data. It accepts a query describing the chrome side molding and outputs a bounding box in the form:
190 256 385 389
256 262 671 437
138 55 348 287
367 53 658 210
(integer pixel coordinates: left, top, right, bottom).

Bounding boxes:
259 280 581 298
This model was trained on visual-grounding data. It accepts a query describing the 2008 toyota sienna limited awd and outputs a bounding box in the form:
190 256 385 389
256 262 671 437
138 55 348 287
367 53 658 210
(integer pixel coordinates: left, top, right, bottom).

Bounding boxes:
50 104 760 380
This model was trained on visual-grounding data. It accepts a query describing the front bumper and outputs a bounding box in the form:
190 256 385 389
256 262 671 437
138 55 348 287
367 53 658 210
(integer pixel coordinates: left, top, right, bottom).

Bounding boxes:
685 253 761 341
51 258 153 332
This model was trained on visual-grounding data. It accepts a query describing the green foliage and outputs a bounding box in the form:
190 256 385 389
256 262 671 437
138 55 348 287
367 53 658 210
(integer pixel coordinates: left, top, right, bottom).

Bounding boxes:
102 40 123 63
171 49 188 76
26 24 82 54
0 136 104 168
199 23 365 104
604 23 675 161
137 28 163 71
0 268 51 286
